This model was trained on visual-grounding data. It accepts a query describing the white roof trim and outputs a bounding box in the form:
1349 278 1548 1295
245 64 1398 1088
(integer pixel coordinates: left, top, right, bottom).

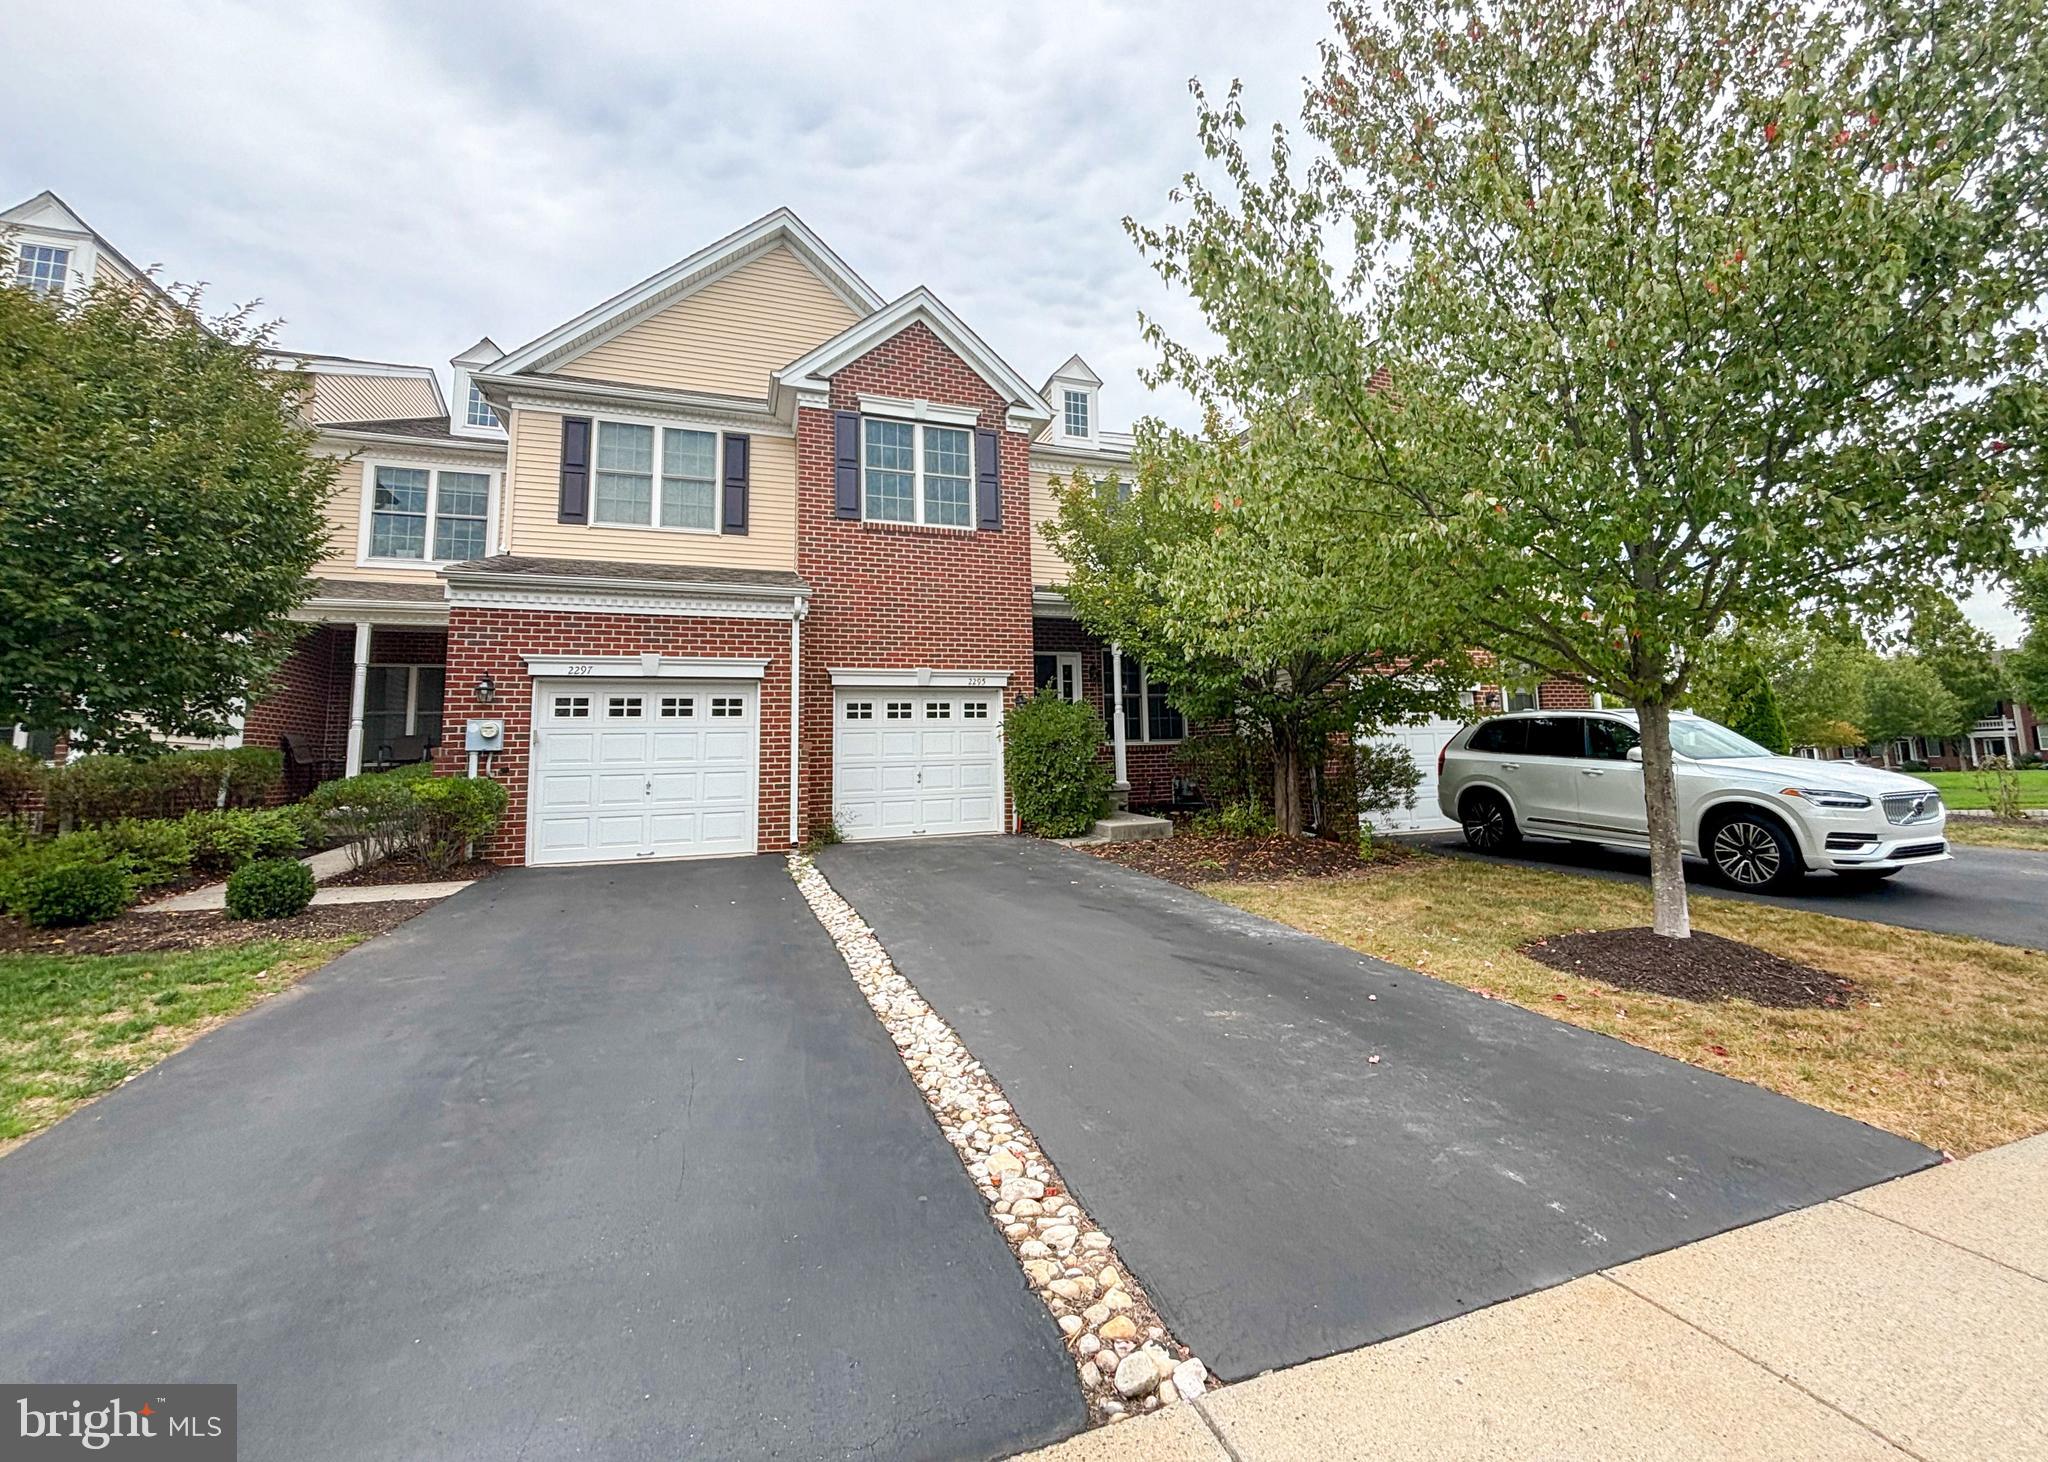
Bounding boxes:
1041 353 1103 391
774 288 1055 426
524 653 769 681
828 667 1014 689
492 208 885 378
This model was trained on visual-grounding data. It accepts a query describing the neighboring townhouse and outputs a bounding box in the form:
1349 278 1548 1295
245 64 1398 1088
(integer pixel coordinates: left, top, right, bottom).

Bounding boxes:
224 207 1200 864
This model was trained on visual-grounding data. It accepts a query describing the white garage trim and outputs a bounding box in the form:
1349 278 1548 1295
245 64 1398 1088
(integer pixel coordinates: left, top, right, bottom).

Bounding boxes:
833 686 1005 841
523 653 768 680
527 675 760 865
829 667 1013 689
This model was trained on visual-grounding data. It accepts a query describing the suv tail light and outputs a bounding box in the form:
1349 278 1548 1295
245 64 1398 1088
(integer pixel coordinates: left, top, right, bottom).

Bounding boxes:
1438 739 1450 776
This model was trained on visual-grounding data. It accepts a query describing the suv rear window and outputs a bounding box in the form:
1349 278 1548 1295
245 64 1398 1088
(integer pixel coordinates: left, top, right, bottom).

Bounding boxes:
1468 718 1526 754
1523 716 1586 758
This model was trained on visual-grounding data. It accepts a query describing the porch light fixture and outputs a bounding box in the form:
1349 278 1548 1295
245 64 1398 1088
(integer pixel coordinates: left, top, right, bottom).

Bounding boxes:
475 673 497 704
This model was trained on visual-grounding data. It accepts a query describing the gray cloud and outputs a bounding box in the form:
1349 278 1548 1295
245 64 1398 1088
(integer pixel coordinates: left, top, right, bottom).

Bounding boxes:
5 0 1332 431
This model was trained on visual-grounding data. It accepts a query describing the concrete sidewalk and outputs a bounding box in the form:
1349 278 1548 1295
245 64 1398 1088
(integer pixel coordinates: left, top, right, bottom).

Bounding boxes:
1023 1133 2048 1462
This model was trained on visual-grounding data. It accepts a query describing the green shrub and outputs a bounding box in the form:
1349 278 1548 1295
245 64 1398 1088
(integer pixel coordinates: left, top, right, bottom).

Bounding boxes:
1190 800 1277 838
180 807 306 872
42 755 149 826
40 747 287 825
0 745 43 823
304 765 503 872
1005 693 1112 838
18 862 131 927
409 775 509 872
224 857 315 920
97 818 194 888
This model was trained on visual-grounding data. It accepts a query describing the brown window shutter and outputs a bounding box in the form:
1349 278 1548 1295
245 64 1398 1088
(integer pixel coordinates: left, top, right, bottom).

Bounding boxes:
722 432 750 534
834 411 861 519
975 428 1001 530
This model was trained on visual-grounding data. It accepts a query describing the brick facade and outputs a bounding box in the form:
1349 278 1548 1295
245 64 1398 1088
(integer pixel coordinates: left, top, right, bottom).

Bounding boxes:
795 322 1036 837
1031 616 1187 807
433 607 795 864
244 625 450 798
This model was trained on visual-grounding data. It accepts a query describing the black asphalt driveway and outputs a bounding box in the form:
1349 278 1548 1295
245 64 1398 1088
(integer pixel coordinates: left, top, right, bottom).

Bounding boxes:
0 860 1084 1461
1407 829 2048 950
820 838 1937 1382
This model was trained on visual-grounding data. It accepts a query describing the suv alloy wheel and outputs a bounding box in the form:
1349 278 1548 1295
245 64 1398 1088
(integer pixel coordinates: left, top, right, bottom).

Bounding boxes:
1460 789 1520 852
1706 810 1802 891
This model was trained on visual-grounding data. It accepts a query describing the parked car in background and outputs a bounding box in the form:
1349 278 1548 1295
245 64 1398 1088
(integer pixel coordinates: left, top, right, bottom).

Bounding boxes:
1438 710 1950 891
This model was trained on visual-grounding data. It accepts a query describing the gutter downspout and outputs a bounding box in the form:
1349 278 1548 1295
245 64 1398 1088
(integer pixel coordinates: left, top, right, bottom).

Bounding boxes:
791 594 810 846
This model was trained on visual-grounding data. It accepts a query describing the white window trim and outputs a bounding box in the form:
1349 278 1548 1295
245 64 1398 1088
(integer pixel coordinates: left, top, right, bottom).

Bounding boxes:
363 663 444 740
1104 654 1185 744
860 416 976 530
1061 388 1093 442
464 383 500 430
1035 651 1082 703
855 393 981 427
356 460 500 568
587 411 725 537
13 240 75 297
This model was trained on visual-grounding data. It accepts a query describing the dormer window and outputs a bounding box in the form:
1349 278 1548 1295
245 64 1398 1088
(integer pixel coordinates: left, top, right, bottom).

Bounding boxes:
465 384 499 429
14 243 71 297
1063 389 1091 439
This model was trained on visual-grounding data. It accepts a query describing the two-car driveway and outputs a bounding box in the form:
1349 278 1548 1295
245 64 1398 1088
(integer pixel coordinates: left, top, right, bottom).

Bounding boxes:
0 860 1084 1461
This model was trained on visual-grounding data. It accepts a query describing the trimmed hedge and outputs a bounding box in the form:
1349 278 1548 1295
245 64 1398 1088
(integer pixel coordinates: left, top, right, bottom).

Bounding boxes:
19 862 131 928
1005 693 1112 838
41 747 284 826
304 765 506 873
225 857 315 920
181 807 307 872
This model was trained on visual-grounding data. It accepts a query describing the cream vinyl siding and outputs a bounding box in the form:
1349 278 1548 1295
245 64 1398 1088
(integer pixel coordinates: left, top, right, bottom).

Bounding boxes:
558 245 861 398
302 372 443 425
1029 464 1074 588
505 409 798 572
311 448 500 583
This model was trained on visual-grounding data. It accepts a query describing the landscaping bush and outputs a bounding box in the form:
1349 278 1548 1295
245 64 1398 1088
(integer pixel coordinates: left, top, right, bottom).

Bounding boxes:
302 765 504 871
0 745 43 824
224 857 315 921
180 807 306 872
1356 741 1424 828
96 818 194 889
1190 801 1278 838
41 755 149 826
408 774 509 872
18 861 131 928
1005 693 1112 837
1175 728 1272 810
40 746 285 826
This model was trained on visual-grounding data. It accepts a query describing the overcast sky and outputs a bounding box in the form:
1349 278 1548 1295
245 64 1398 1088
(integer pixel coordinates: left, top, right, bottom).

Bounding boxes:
7 0 2026 642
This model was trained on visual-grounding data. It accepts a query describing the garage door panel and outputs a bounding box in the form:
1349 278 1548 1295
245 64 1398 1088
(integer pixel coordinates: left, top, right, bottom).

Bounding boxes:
836 688 1004 842
530 679 759 866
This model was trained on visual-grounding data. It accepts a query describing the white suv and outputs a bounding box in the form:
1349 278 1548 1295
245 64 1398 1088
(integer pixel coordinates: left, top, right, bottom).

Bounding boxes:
1437 710 1950 890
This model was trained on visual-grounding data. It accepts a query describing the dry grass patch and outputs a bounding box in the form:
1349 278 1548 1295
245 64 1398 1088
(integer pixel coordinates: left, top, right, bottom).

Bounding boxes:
1209 856 2048 1157
1944 819 2048 851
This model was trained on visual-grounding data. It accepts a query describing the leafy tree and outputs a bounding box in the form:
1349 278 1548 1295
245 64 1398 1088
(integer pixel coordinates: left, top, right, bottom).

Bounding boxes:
1046 429 1474 836
0 277 332 754
1863 655 1965 763
2006 556 2048 714
1131 0 2048 934
1722 661 1791 755
1770 617 1878 751
1909 594 2009 722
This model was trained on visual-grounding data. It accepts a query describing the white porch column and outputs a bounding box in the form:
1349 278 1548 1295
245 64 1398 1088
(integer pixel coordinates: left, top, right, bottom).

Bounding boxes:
1109 641 1131 801
344 621 373 777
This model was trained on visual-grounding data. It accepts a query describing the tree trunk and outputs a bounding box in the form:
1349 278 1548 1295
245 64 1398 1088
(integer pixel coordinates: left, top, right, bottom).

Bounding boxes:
1634 699 1692 939
1272 726 1305 836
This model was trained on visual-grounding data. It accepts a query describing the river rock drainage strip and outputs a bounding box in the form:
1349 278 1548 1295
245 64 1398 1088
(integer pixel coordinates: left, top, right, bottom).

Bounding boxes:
789 854 1212 1425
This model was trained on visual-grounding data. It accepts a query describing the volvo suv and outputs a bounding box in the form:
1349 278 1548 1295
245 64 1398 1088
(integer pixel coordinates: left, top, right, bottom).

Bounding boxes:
1437 710 1950 891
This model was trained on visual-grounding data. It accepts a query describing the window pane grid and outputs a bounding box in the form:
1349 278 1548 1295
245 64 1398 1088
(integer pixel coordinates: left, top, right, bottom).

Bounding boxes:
864 419 916 522
431 471 489 561
923 426 971 527
594 422 655 525
370 466 430 559
660 427 718 531
465 385 499 428
15 244 70 295
1064 389 1089 437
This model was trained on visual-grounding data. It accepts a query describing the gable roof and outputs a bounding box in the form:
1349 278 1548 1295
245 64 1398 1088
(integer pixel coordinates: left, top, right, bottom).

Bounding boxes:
772 287 1054 427
2 189 177 305
492 208 884 379
1040 353 1103 393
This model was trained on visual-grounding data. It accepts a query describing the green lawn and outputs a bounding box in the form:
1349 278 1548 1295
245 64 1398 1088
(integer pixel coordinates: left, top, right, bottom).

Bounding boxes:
1905 769 2048 811
0 939 354 1150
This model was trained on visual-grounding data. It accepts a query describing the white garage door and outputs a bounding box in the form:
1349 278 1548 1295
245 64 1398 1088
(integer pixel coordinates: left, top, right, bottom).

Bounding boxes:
834 689 1002 841
1364 714 1467 833
530 680 758 865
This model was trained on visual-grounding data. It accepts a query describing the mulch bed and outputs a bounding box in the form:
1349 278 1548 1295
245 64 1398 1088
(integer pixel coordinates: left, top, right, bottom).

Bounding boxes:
0 900 437 956
1083 832 1405 888
324 855 496 888
1522 927 1860 1009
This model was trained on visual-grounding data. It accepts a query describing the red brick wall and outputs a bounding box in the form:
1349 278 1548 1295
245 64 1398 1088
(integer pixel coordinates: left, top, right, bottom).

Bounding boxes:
1032 617 1186 807
1536 678 1593 710
796 322 1035 836
435 607 792 864
244 626 450 798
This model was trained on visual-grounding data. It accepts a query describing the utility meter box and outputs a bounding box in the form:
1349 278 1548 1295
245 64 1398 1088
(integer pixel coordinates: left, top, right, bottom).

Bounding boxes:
465 718 505 753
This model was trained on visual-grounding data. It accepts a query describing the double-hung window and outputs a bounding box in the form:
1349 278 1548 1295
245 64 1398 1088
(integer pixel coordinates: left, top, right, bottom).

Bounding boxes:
465 384 499 429
1063 389 1090 439
1100 652 1185 743
593 420 719 532
368 465 492 563
863 418 973 528
14 243 70 296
